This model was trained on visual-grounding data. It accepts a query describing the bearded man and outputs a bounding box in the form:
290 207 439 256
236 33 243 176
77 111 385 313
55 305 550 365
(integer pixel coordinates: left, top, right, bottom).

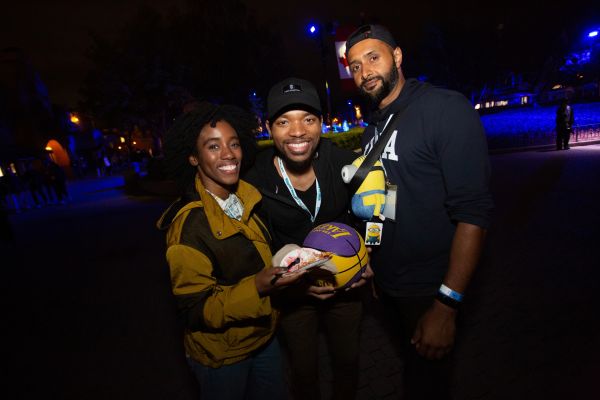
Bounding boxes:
345 24 494 399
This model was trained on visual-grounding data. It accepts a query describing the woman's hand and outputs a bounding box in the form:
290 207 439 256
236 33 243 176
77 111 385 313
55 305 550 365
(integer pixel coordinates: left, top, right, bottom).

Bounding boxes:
255 267 307 296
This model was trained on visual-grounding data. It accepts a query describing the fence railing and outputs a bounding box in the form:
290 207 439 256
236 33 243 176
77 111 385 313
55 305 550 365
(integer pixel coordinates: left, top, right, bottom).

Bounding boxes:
573 123 600 143
487 123 600 150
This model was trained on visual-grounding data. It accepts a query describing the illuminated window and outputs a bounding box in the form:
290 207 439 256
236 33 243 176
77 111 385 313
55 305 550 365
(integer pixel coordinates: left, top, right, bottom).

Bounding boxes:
521 96 528 104
475 103 481 110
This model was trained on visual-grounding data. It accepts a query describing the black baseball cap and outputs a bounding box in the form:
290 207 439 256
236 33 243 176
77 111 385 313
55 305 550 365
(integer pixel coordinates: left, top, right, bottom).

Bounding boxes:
267 77 322 121
345 24 397 58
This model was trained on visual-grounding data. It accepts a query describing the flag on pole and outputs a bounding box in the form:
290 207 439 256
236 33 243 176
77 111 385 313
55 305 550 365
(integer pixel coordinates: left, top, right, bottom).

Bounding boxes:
335 41 352 80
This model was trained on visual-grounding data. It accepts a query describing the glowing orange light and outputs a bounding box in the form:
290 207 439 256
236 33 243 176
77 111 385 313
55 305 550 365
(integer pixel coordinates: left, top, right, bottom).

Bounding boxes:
119 137 125 143
132 141 137 145
70 115 79 124
45 146 53 151
354 105 362 120
118 146 122 150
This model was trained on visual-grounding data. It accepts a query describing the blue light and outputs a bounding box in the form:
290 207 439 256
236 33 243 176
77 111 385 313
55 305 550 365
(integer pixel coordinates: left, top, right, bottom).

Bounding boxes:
308 25 317 35
347 100 352 106
480 102 600 140
588 30 598 38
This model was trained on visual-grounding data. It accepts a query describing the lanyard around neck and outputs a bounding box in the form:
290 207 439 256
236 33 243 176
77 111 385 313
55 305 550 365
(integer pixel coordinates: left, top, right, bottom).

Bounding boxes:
276 156 321 223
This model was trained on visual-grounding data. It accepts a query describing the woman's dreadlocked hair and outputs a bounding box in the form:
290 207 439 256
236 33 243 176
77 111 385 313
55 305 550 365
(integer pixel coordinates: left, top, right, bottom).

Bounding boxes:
162 102 259 189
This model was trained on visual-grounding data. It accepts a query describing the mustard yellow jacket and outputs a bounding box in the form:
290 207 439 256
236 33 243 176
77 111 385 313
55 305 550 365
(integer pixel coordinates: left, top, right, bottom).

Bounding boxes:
157 176 276 368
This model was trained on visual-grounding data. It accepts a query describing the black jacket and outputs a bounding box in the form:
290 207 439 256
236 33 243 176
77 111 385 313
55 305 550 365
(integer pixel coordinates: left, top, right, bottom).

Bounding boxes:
244 138 356 252
363 78 494 296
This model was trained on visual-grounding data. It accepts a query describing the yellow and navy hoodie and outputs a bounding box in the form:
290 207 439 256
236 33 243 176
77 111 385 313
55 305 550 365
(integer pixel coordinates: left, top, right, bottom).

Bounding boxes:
157 176 276 368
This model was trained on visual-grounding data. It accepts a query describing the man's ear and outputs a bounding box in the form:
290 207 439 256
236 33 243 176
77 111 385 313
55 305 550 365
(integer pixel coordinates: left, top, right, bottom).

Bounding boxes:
188 154 199 167
393 47 403 69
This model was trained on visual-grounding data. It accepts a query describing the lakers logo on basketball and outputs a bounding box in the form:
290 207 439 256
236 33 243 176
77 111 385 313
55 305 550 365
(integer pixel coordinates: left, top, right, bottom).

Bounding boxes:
303 222 368 289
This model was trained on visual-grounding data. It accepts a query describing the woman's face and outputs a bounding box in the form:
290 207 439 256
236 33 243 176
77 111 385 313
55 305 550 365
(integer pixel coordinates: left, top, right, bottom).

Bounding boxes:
188 120 242 199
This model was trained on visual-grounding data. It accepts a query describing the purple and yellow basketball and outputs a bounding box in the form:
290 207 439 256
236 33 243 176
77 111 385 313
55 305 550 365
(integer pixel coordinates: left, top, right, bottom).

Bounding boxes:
303 222 368 289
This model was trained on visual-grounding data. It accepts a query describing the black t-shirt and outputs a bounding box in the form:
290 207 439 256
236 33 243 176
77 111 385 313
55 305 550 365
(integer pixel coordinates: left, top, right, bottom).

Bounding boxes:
295 181 317 219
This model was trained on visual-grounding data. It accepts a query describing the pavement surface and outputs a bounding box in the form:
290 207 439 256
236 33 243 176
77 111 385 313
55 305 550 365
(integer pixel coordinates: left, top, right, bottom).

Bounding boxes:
3 144 600 399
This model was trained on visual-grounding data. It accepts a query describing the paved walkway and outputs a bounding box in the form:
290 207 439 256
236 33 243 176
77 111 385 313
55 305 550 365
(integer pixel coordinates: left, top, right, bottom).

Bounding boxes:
4 144 600 399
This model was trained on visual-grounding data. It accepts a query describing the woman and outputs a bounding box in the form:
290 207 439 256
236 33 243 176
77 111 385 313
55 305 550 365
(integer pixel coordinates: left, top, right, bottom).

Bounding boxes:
158 103 303 400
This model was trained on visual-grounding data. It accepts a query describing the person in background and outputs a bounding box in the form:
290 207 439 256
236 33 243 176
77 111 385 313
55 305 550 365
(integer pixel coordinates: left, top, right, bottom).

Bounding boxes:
23 161 47 208
556 98 574 150
47 160 69 204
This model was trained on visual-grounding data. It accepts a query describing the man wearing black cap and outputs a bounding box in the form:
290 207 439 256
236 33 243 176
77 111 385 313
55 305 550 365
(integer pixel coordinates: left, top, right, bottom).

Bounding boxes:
245 77 370 400
345 25 494 398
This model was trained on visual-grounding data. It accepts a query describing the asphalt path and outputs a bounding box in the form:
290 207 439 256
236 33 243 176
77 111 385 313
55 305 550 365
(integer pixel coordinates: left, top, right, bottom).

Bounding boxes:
3 145 600 399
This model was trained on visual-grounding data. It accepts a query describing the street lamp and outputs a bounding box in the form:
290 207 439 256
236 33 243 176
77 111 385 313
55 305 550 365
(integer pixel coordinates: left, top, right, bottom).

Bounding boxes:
45 146 56 163
306 22 333 125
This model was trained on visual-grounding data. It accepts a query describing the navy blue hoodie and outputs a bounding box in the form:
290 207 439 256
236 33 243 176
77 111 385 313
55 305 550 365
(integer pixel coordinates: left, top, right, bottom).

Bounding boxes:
362 78 493 296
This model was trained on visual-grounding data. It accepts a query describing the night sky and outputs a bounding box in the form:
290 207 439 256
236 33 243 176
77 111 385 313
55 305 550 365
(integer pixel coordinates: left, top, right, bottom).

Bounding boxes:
3 0 598 108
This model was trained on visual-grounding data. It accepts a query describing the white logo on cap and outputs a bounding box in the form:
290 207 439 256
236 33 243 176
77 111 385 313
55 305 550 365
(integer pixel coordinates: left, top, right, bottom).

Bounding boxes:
283 84 302 94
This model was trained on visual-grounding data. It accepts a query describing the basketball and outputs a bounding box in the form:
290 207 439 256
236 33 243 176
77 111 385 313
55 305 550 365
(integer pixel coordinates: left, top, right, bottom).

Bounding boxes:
303 222 368 290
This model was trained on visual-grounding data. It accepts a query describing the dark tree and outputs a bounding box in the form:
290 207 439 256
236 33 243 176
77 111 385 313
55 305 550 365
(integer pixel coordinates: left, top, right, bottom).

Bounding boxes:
80 1 288 154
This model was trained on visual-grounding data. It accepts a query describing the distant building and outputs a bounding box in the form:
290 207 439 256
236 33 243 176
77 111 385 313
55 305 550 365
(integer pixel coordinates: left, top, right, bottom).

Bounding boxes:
474 28 600 111
473 73 535 113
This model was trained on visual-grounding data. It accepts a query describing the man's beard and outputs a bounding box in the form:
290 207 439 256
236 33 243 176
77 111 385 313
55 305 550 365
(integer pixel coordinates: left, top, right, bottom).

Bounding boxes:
359 63 399 109
277 151 314 174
